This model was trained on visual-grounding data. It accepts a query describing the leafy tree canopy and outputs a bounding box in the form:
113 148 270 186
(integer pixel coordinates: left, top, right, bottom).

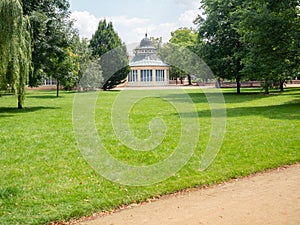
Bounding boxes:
170 27 198 49
21 0 75 88
0 0 31 108
196 0 246 93
90 19 130 90
233 0 300 93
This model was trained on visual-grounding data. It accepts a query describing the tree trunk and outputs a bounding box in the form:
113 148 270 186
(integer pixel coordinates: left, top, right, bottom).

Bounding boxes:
56 79 59 97
265 83 269 95
216 79 221 88
103 83 107 91
18 93 23 109
17 86 23 109
187 75 192 86
280 81 284 92
236 76 241 94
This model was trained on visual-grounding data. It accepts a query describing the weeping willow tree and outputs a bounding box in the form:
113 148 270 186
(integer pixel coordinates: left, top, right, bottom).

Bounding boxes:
0 0 31 109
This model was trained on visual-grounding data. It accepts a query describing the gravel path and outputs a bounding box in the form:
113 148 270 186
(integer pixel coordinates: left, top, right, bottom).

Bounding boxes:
75 164 300 225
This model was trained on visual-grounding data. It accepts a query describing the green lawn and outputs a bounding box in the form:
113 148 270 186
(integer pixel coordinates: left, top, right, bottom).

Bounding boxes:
1 88 299 224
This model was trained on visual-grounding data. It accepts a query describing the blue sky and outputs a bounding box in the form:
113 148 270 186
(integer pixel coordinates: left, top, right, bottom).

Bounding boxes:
69 0 201 44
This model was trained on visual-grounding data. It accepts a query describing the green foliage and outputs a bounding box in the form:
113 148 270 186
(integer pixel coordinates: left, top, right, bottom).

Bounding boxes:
90 19 130 90
196 0 246 93
233 0 300 94
21 0 76 88
75 38 103 91
90 20 120 57
78 59 103 91
49 47 79 95
150 36 163 50
76 38 94 70
22 0 70 16
195 0 299 94
46 24 79 96
159 28 199 83
159 28 213 85
170 28 199 84
170 28 198 48
0 0 32 108
159 44 192 82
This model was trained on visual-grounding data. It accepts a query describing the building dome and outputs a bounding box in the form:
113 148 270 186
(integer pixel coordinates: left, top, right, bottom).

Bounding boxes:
140 34 154 48
130 34 168 67
127 34 170 87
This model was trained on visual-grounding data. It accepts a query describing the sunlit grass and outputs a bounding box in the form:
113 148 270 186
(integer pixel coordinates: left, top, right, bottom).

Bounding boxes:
0 88 299 224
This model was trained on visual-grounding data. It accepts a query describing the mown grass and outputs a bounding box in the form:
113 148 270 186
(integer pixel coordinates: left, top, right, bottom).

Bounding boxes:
0 88 299 224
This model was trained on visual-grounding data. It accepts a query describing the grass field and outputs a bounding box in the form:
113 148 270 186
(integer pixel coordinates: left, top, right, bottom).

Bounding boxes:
0 88 299 224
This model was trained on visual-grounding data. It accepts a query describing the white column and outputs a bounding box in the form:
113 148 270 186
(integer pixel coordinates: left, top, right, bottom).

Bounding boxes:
164 69 167 84
138 69 141 86
153 69 156 86
165 69 169 85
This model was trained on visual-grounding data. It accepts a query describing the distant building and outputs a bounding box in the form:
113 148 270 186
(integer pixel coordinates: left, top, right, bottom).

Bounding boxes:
42 77 57 86
127 34 170 86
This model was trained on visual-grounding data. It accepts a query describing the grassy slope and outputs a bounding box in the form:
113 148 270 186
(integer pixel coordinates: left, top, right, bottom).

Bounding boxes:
0 88 299 224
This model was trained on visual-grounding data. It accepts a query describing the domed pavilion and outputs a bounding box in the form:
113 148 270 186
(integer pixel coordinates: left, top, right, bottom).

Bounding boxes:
127 34 170 87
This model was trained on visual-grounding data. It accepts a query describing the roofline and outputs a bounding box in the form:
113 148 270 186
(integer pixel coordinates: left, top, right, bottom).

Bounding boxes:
129 64 170 67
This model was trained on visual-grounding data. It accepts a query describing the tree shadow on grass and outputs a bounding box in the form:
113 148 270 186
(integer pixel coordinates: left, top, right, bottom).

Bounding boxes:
106 90 121 92
27 95 63 99
164 88 300 104
226 101 300 121
162 90 271 105
176 100 300 121
0 93 14 97
0 106 60 118
280 87 300 92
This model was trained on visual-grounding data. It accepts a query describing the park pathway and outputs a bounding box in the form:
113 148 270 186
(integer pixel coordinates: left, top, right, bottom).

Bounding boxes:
74 164 300 225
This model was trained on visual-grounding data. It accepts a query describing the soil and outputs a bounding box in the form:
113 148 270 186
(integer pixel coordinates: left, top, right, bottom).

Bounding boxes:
74 164 300 225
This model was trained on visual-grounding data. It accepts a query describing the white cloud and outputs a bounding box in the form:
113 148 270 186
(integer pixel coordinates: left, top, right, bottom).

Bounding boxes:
70 5 201 45
134 22 176 41
109 16 151 45
70 11 99 39
178 9 199 27
172 0 199 9
71 10 151 43
177 0 204 28
111 16 150 26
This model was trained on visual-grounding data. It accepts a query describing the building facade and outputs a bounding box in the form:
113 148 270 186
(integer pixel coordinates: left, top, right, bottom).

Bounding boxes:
127 34 170 87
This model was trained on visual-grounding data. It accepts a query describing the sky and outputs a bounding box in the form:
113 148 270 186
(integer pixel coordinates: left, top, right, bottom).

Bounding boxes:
69 0 201 45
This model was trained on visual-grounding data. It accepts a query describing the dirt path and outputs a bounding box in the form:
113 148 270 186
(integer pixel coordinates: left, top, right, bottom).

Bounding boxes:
75 164 300 225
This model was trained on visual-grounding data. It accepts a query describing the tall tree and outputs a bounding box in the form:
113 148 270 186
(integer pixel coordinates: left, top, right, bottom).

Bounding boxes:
158 29 211 86
234 0 300 93
21 0 72 87
44 22 79 97
90 19 130 90
48 47 79 97
196 0 246 94
170 28 198 48
150 37 163 50
169 28 198 85
0 0 31 109
76 38 103 91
